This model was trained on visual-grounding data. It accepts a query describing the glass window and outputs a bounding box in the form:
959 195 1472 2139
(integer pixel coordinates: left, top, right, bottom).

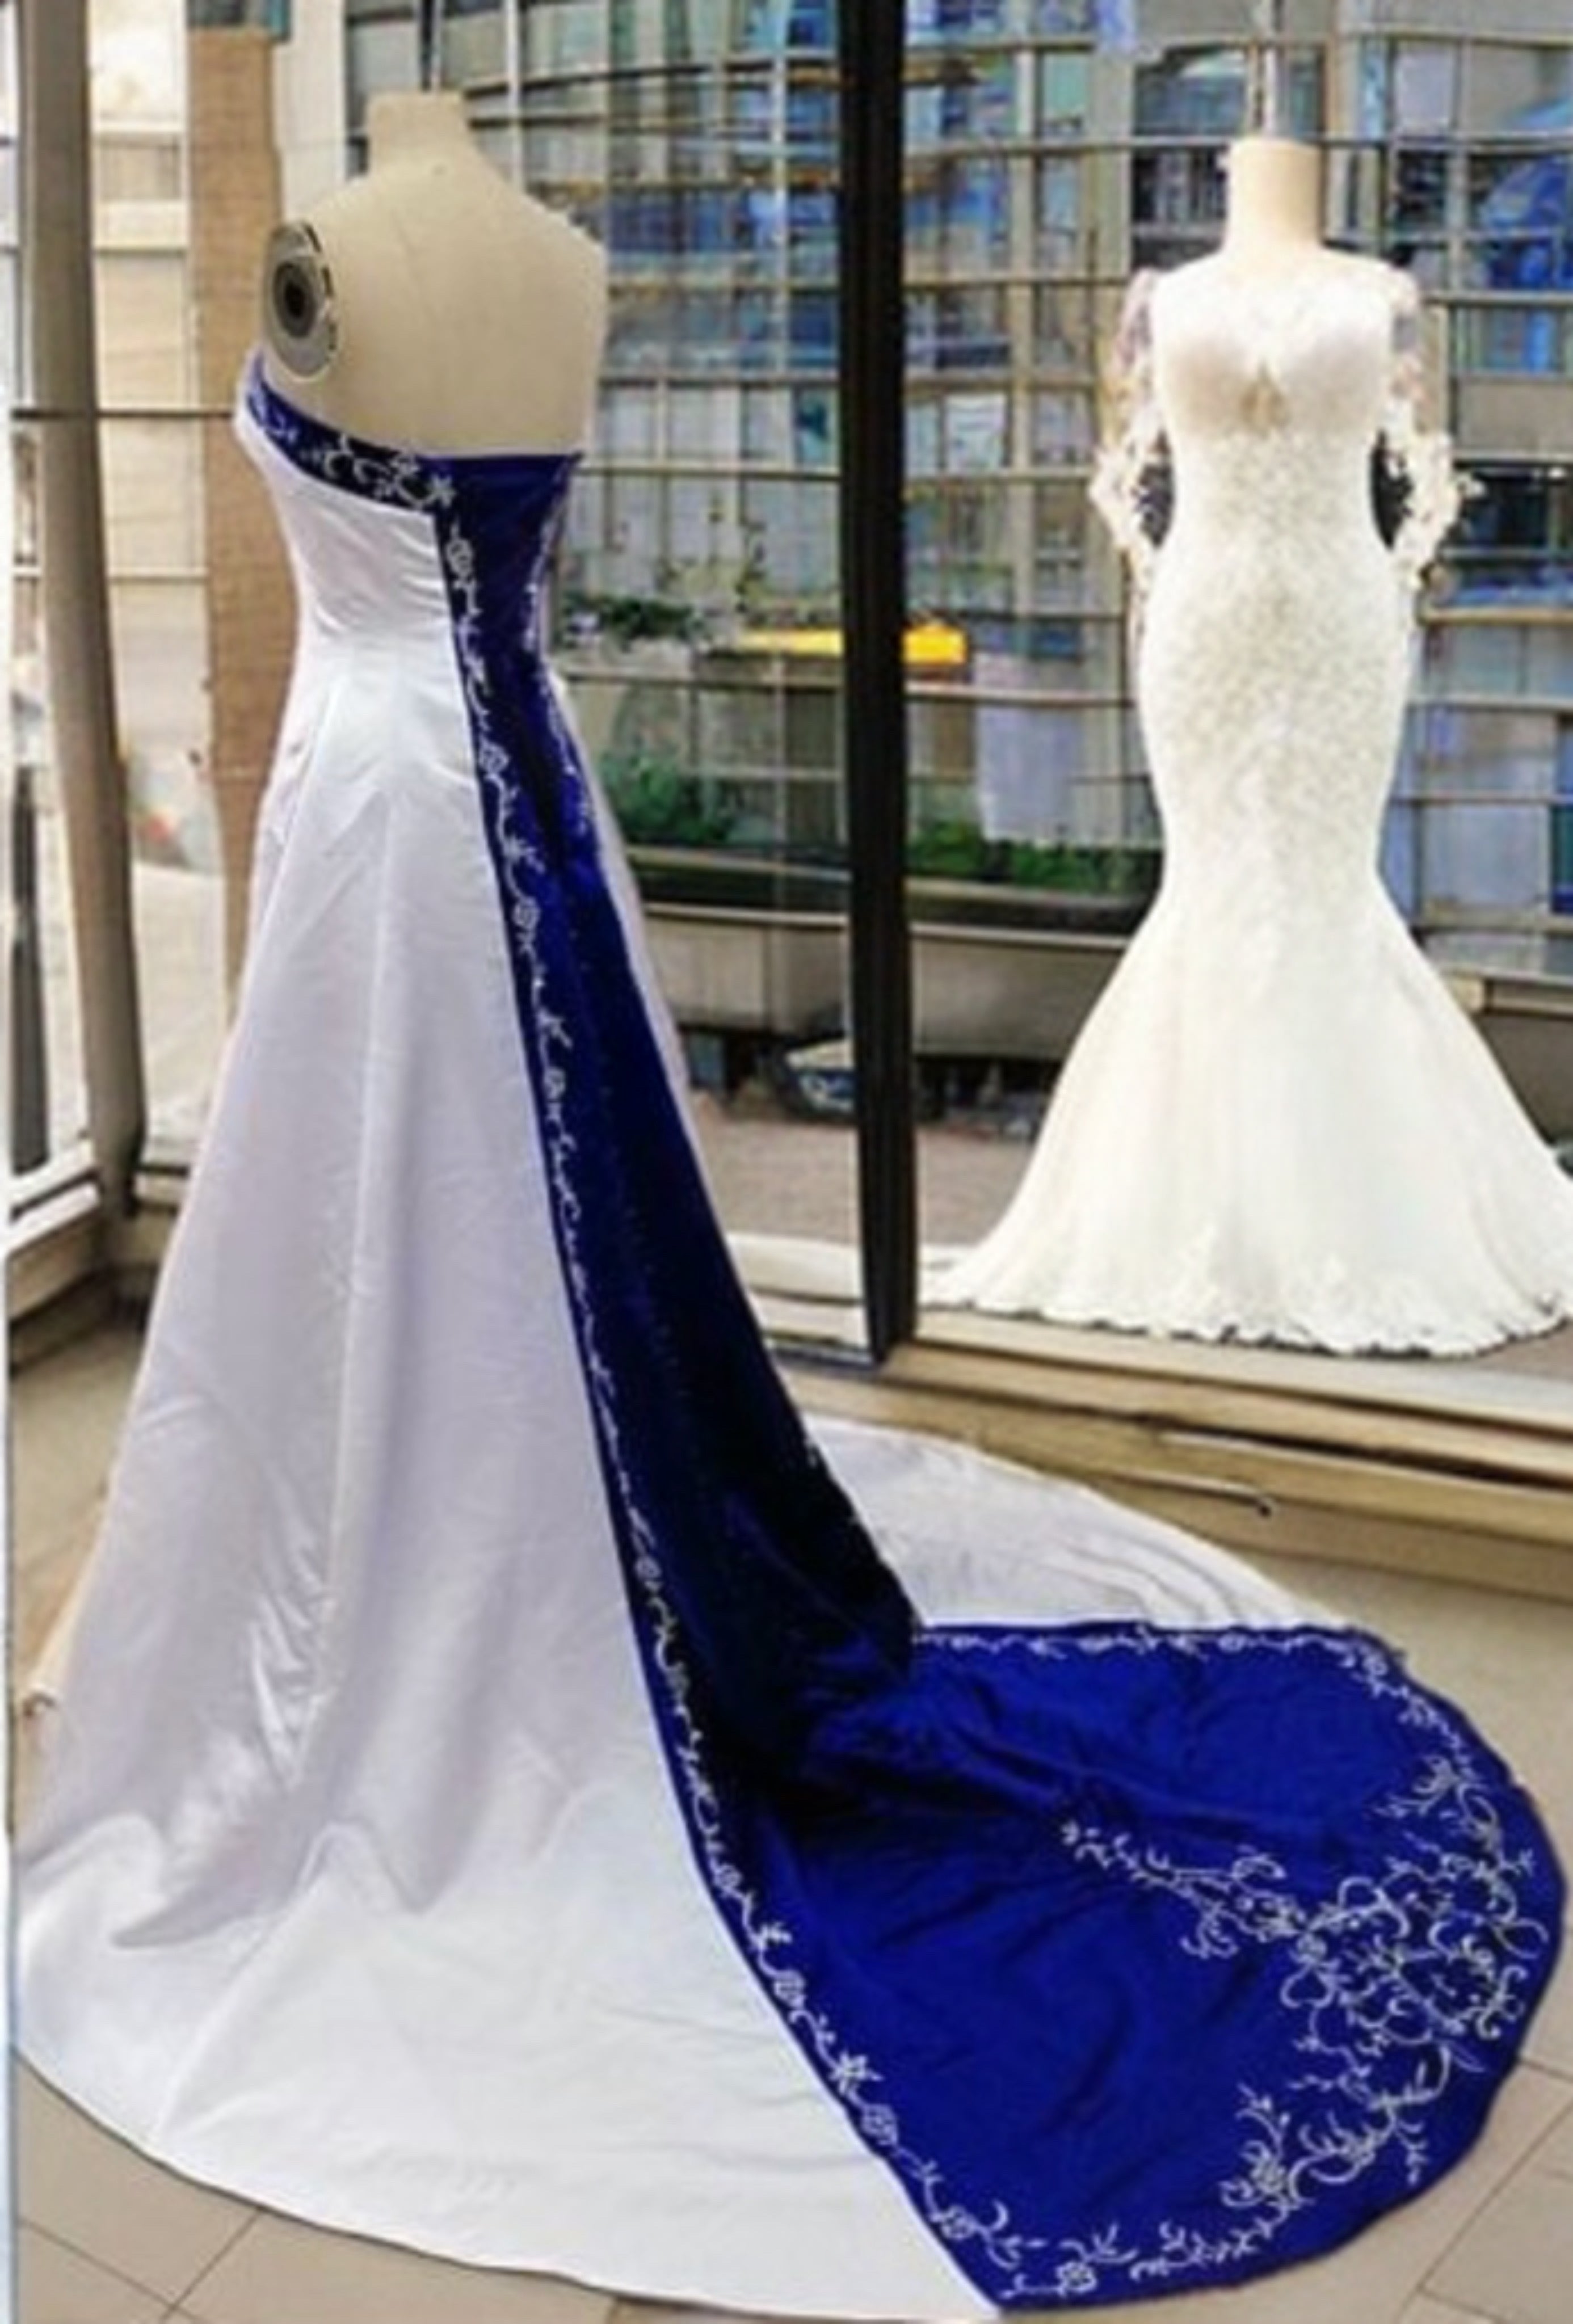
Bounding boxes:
1031 386 1092 466
788 289 837 370
521 0 609 72
1033 283 1092 373
440 3 504 85
95 136 181 208
907 482 1012 611
1465 42 1573 138
669 386 731 460
1393 43 1457 137
667 475 721 565
1037 51 1089 140
1388 146 1450 241
907 286 1011 373
1357 41 1390 141
600 386 659 458
1134 49 1246 139
1131 146 1226 270
606 470 663 584
1467 149 1573 296
32 0 1573 1359
737 288 785 372
784 684 837 771
906 156 1011 267
792 388 836 467
742 477 838 599
1134 44 1319 141
788 184 838 275
1036 155 1083 272
100 420 203 576
697 685 780 773
674 290 734 369
346 18 419 124
784 75 836 161
1452 466 1573 600
1033 481 1085 608
906 395 941 478
12 433 86 1174
742 388 790 464
1554 721 1573 913
1455 301 1567 377
911 57 1019 152
943 391 1008 474
664 0 734 63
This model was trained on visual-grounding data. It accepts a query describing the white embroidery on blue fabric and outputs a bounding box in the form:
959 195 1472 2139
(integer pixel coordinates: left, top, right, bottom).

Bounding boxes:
248 368 1555 2308
417 441 1052 2294
928 1624 1551 2298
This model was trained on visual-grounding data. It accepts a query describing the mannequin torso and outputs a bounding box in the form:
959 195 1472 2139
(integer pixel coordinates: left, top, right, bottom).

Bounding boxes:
1195 132 1393 294
260 91 607 454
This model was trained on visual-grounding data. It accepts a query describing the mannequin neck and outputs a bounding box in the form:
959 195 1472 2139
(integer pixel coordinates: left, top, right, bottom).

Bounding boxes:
1221 134 1324 266
367 90 474 171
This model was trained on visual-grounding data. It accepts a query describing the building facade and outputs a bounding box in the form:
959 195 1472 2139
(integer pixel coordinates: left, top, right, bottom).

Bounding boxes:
8 0 1573 1172
293 0 1573 976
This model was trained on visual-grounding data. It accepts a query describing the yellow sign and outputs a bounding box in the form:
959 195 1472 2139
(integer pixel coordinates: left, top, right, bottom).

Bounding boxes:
729 618 967 670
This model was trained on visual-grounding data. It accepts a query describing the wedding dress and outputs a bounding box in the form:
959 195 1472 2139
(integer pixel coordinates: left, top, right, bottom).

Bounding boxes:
934 259 1573 1354
16 357 1562 2319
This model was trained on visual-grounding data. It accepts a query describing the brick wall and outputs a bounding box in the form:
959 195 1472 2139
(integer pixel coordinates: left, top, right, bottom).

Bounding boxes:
188 26 294 989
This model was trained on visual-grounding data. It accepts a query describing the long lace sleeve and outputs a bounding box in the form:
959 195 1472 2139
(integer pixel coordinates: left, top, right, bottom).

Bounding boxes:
1378 270 1463 591
1089 270 1168 605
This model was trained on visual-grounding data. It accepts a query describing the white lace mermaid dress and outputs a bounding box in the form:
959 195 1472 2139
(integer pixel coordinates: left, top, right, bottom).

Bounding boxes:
936 260 1573 1354
15 357 1562 2318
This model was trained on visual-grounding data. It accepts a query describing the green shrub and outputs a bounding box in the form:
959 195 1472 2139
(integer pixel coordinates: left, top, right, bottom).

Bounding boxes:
906 819 1156 895
603 751 740 848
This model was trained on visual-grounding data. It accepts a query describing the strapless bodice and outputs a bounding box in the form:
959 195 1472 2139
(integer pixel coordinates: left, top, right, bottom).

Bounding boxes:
238 356 578 649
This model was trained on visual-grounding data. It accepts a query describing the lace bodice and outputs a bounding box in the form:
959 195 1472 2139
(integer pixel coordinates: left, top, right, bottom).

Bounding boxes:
1092 259 1460 605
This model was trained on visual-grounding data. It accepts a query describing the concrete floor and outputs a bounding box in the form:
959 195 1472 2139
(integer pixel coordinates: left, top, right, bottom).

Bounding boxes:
11 1292 1573 2324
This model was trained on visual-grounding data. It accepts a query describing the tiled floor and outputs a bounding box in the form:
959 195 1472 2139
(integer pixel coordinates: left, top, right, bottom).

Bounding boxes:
11 1320 1573 2324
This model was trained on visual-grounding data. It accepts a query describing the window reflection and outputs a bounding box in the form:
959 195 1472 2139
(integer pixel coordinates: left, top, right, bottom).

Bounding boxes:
12 0 1573 1300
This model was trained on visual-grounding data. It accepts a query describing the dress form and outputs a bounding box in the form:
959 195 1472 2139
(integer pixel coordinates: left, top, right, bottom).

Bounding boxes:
1219 133 1325 268
1213 132 1393 291
16 120 1565 2312
260 91 606 453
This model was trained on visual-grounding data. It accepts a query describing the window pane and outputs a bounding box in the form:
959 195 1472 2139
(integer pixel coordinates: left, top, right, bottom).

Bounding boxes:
1465 43 1572 138
1394 43 1457 137
1467 149 1573 300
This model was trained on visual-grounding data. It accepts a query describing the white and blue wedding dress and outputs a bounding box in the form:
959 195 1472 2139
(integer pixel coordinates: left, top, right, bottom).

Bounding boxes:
16 357 1563 2318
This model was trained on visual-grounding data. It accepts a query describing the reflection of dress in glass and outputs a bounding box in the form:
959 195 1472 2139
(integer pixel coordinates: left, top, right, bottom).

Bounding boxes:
936 261 1573 1355
16 361 1563 2319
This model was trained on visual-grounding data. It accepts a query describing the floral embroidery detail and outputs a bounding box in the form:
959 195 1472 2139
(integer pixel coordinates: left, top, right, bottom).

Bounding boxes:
1382 271 1465 591
930 1624 1553 2300
247 365 1556 2310
407 440 1065 2292
246 369 459 516
1090 268 1165 618
435 514 1552 2305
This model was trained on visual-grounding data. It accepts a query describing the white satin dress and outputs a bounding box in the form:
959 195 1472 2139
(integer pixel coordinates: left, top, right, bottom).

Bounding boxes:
15 355 1562 2321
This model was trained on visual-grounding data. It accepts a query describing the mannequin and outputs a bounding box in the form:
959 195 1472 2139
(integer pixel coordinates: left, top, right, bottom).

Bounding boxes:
261 90 606 453
931 112 1573 1353
1214 130 1394 290
16 61 1564 2318
1219 132 1325 266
